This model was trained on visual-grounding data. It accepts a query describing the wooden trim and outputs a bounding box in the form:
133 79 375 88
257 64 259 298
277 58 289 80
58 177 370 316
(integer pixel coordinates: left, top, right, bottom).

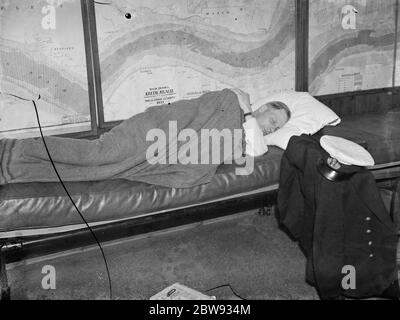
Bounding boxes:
295 0 309 92
86 0 106 130
100 120 123 130
71 0 97 137
314 87 400 100
315 88 400 116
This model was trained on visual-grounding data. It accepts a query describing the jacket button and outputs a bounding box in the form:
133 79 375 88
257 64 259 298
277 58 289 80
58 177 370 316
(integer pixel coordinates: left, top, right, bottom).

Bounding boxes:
369 254 374 258
366 229 372 234
368 241 373 246
366 217 371 221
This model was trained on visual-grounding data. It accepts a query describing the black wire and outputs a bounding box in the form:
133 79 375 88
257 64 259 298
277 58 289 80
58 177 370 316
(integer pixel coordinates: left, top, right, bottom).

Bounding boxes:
30 96 113 300
0 92 31 101
205 284 247 300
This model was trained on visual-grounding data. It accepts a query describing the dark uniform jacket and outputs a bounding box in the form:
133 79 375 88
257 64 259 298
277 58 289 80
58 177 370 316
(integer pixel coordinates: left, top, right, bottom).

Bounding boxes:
277 134 399 299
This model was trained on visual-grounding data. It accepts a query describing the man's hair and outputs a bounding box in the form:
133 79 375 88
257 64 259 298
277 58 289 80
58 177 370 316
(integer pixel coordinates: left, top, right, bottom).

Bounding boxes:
267 101 291 120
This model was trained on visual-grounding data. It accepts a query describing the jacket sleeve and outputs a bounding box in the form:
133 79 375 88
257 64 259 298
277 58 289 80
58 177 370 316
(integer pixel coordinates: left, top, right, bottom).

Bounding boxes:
277 140 306 241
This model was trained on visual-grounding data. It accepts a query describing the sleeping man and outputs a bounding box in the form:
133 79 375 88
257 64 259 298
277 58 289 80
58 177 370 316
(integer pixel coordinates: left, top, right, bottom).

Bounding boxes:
0 89 290 188
231 88 291 157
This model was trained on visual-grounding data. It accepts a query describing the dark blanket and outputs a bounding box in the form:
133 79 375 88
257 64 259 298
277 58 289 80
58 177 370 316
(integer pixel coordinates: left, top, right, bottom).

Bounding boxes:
0 89 244 188
278 134 399 299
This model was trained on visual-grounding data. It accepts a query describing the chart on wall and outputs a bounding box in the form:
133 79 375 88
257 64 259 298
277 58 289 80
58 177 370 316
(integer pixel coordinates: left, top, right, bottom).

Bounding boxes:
0 0 92 138
94 0 296 122
309 0 397 96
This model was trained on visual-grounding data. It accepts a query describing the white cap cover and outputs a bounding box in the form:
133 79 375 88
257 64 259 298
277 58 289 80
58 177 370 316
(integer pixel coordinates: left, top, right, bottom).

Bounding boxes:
320 135 375 167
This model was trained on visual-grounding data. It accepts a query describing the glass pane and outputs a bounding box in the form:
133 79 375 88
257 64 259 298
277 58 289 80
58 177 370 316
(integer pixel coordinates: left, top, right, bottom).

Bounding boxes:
309 0 396 96
95 0 296 122
0 0 92 138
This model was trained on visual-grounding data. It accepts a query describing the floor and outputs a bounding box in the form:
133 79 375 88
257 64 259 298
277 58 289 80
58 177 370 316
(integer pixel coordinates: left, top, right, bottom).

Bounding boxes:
6 209 397 300
7 210 319 300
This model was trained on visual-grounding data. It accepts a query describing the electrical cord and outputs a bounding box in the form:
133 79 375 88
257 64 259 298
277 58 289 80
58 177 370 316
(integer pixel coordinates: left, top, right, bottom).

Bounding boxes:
205 284 247 300
31 96 113 300
1 91 113 299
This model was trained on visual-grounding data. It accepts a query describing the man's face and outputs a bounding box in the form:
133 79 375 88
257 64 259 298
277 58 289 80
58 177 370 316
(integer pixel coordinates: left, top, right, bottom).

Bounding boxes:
254 104 289 135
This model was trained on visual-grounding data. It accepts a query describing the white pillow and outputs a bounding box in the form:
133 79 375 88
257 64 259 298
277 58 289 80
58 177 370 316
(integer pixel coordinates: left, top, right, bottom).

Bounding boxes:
251 91 341 150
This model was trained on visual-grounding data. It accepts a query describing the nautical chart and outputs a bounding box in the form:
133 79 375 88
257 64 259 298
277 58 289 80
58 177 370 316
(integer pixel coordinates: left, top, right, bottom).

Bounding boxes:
94 0 296 122
309 0 397 96
0 0 91 138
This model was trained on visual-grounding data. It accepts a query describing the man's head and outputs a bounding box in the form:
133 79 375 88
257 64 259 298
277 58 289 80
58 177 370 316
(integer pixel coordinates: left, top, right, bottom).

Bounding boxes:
253 101 291 135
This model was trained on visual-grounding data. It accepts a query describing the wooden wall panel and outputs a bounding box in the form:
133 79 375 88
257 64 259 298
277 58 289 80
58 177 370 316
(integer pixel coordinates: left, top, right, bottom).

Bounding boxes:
316 88 400 116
